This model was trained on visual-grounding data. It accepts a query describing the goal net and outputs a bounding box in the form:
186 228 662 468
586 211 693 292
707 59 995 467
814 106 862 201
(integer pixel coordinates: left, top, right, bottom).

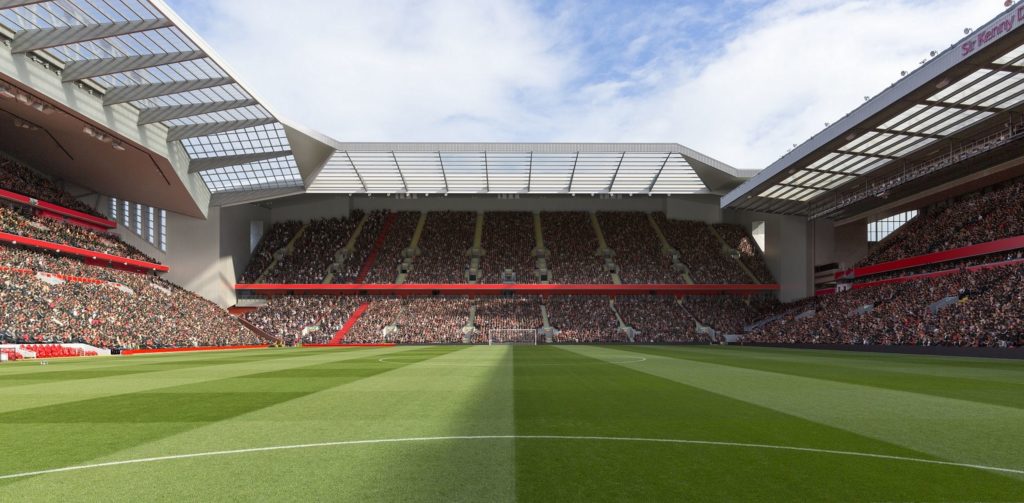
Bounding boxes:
486 329 538 345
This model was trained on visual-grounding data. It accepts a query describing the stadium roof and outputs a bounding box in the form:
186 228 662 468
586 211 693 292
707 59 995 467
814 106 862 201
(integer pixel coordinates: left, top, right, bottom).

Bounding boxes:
0 0 309 195
306 142 754 196
722 5 1024 219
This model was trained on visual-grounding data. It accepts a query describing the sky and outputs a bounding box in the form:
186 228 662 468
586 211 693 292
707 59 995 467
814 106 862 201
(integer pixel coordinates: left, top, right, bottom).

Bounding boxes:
165 0 1001 171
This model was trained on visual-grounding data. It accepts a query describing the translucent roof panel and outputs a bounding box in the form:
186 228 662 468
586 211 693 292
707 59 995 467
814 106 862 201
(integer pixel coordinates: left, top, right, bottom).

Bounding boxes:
199 156 302 192
309 147 722 195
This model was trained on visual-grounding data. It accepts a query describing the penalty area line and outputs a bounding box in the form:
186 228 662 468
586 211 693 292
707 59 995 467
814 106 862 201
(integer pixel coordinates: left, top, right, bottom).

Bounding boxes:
1 435 1022 480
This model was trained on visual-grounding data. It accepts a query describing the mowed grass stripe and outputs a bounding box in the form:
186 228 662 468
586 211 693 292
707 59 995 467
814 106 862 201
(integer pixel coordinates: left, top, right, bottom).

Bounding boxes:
620 345 1024 408
0 346 462 480
526 345 1024 501
0 347 411 413
0 346 518 502
569 345 1024 477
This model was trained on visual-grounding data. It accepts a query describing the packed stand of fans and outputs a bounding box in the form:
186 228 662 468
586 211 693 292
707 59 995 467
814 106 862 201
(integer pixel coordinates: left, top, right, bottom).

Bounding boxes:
654 214 749 284
243 295 362 344
406 212 475 284
481 212 536 283
240 220 302 283
599 212 676 283
346 297 470 343
541 212 606 283
263 212 364 283
363 212 419 284
476 297 543 342
331 211 386 283
859 177 1024 267
0 157 106 219
749 264 1024 348
547 296 624 342
1 245 260 349
616 296 710 343
1 203 155 262
713 224 774 283
682 296 758 334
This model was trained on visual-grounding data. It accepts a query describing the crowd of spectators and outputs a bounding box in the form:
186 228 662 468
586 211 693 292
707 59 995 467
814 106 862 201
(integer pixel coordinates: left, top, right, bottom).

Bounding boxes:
541 212 607 283
345 297 470 343
332 211 385 283
713 224 774 283
240 220 302 283
263 212 364 283
363 212 419 284
599 212 676 283
749 264 1023 347
546 296 624 342
615 296 711 343
1 203 155 262
243 295 362 344
859 177 1024 267
406 212 475 284
480 212 536 283
1 245 260 349
476 297 543 342
654 214 750 284
0 157 106 219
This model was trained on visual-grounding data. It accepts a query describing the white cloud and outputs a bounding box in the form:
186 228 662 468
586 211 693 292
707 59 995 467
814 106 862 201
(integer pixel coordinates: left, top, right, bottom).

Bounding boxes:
181 0 1004 170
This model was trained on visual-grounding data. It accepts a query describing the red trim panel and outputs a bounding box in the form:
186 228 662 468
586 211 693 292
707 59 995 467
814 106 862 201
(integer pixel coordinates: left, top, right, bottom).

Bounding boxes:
121 345 268 355
0 231 168 272
0 188 116 229
235 283 779 296
837 235 1024 280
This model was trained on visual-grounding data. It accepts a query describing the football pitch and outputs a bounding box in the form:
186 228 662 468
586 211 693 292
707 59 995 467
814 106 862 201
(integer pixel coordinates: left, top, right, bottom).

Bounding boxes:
1 345 1022 501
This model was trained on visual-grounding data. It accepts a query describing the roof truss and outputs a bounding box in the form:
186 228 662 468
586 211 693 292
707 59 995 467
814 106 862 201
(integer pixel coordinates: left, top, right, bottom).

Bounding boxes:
61 50 206 82
11 18 175 54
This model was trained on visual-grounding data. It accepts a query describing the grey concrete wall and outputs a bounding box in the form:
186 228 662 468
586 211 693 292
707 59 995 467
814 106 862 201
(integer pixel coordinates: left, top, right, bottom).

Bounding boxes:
220 204 271 281
269 194 351 223
833 220 869 269
665 195 722 223
351 195 668 213
725 210 812 302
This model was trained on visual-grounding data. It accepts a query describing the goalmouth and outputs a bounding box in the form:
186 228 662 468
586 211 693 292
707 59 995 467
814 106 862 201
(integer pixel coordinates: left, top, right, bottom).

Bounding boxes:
486 329 538 345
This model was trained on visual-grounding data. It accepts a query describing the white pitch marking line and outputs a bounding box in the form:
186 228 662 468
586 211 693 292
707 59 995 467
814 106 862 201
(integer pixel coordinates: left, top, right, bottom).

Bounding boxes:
1 435 1022 481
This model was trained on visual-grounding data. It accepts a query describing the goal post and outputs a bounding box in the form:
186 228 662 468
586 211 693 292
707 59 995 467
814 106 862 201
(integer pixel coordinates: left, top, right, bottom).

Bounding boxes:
486 329 538 345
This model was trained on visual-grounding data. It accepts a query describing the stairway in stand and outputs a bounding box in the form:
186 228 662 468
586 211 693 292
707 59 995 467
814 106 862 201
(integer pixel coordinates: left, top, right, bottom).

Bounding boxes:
329 302 370 344
355 212 397 284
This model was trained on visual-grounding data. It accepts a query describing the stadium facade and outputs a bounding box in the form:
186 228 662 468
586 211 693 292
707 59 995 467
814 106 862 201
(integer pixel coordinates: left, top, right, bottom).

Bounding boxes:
2 0 1024 323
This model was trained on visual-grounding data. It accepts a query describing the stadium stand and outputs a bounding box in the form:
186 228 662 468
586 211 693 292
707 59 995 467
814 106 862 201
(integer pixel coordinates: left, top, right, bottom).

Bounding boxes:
476 297 544 341
547 296 624 343
344 297 471 343
654 214 751 284
363 212 420 284
0 157 106 219
541 212 606 284
243 295 362 344
405 212 476 284
1 202 155 262
263 213 364 284
615 296 711 343
713 224 774 283
240 221 303 283
598 212 676 284
480 212 537 283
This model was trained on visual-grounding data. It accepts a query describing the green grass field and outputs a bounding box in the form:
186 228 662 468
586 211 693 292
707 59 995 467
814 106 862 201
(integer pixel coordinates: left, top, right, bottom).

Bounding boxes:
1 345 1022 501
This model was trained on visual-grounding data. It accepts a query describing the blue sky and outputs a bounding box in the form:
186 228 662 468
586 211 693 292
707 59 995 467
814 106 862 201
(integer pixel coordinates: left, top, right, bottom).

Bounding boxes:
164 0 1001 170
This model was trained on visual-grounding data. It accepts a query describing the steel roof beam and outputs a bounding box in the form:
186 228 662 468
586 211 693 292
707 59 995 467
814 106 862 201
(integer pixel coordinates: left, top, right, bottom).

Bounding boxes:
12 18 174 54
188 150 292 173
835 150 897 160
645 152 674 193
526 151 533 192
165 117 276 141
343 151 368 192
137 98 258 125
390 151 408 192
483 151 490 192
436 151 449 192
567 151 580 192
606 151 627 192
0 1 49 8
62 50 206 82
103 77 234 105
869 128 944 140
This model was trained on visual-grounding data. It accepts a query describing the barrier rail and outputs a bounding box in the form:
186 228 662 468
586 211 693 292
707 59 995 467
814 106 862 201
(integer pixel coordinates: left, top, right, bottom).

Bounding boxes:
837 235 1024 281
0 188 116 229
235 283 779 296
0 231 168 273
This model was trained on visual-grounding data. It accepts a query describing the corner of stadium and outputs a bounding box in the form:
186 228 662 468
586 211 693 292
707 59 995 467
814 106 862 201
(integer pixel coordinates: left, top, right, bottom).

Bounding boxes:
1 1 1022 501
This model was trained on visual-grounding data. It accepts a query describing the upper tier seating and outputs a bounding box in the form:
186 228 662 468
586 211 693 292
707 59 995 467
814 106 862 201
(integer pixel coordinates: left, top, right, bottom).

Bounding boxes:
541 212 605 284
405 212 476 284
0 157 106 219
481 212 536 283
1 203 156 263
858 176 1024 267
240 221 303 283
653 214 750 284
713 224 774 283
598 212 676 283
363 212 419 284
263 212 365 284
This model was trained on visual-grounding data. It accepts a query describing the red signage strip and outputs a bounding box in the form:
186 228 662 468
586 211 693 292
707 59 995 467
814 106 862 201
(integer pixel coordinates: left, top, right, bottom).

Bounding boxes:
837 235 1024 281
0 188 116 229
0 231 168 273
121 345 268 355
235 283 779 296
